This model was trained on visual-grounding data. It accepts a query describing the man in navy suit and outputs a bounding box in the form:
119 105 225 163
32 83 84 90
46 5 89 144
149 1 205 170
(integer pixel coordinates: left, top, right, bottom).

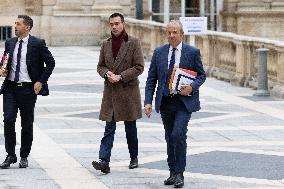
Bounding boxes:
144 20 206 188
0 15 55 169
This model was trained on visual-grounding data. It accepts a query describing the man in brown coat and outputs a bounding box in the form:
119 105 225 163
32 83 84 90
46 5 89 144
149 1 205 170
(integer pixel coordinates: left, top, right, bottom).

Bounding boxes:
92 13 144 174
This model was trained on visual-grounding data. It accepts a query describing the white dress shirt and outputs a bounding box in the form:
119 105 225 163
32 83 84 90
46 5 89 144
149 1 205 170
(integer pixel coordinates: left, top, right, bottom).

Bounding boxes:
167 42 182 68
8 35 32 82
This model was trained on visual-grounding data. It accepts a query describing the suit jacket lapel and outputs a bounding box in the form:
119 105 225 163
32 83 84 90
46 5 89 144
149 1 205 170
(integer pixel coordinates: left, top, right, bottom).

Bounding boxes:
161 44 170 77
10 38 17 54
179 43 188 68
26 35 33 68
113 40 129 72
104 39 115 69
7 38 17 70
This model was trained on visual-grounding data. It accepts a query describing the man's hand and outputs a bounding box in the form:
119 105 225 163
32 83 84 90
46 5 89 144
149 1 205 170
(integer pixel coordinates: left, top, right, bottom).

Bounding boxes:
179 85 192 96
34 81 42 94
0 68 8 77
144 104 152 118
106 71 113 78
108 74 122 83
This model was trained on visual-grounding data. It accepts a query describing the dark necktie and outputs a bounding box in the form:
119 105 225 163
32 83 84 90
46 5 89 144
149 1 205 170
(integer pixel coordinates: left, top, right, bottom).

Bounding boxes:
14 39 23 82
163 48 176 96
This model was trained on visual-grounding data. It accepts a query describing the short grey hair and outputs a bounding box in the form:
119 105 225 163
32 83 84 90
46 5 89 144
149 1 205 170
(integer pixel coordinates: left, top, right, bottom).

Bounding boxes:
167 20 184 34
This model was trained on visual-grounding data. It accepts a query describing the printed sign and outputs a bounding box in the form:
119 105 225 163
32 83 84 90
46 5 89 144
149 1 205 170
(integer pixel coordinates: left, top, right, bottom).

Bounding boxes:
179 17 207 35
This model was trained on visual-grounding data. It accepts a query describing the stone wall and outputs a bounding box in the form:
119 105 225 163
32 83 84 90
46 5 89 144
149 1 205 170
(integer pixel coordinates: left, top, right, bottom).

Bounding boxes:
122 18 284 98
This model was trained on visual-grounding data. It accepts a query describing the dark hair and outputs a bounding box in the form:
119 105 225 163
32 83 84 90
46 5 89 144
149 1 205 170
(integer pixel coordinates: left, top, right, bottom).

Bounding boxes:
109 13 124 23
18 15 33 30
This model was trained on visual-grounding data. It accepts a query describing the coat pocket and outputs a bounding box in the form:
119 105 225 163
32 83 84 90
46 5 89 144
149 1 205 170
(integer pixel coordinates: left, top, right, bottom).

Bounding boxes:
127 79 139 86
122 79 139 88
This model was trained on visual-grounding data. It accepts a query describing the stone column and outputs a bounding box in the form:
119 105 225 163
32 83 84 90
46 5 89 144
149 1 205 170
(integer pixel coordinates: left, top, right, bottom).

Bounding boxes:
210 0 215 30
181 0 185 17
200 0 205 16
164 0 169 23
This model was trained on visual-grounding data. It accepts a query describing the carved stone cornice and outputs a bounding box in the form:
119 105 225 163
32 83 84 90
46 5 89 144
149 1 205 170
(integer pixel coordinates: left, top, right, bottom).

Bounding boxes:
53 0 83 15
25 0 42 15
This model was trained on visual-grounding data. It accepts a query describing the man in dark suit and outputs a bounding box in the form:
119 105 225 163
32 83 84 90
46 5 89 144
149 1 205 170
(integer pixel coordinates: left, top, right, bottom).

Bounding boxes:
144 20 206 188
0 15 55 169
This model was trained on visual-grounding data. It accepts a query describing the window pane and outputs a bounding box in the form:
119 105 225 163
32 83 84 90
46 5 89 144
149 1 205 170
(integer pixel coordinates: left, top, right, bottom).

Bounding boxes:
7 27 11 39
0 26 12 41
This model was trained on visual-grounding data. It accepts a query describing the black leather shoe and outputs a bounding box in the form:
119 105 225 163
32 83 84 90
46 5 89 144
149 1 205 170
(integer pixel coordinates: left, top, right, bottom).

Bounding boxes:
92 160 110 174
129 158 138 169
0 155 17 169
174 173 184 188
164 172 176 185
19 158 28 168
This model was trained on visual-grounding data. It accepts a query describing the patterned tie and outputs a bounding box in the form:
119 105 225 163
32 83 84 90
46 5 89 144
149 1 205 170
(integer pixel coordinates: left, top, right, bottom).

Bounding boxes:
14 39 23 82
163 47 176 96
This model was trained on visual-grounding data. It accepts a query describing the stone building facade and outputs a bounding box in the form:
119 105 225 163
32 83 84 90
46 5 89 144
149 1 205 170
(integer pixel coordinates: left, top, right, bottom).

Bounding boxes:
221 0 284 41
0 0 135 46
1 0 283 46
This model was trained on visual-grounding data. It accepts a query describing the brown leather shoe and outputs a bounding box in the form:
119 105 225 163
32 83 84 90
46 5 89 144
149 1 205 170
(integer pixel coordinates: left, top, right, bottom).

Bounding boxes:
0 155 17 169
92 160 110 174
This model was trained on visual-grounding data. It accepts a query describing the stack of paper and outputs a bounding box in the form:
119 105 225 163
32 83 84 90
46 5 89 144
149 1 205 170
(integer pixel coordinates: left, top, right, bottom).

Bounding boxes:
169 67 197 93
0 52 9 69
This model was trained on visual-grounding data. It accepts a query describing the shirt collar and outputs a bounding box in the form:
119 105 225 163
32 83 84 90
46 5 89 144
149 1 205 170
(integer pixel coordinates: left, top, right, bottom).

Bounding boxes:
169 42 182 52
18 35 29 43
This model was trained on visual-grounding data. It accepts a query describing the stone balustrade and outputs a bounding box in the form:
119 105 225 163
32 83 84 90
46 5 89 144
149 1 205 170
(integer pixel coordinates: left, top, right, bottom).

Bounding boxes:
111 18 284 98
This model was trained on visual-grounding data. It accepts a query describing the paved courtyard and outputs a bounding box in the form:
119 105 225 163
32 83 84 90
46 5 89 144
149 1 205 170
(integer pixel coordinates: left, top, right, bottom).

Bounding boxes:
1 46 284 188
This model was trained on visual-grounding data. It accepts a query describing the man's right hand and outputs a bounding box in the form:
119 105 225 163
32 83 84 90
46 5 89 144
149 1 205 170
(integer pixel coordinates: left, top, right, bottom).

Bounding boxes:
144 104 152 118
0 68 8 77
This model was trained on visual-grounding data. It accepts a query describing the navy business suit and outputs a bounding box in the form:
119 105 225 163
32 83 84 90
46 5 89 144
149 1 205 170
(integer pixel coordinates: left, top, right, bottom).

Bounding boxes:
144 43 206 174
1 35 55 158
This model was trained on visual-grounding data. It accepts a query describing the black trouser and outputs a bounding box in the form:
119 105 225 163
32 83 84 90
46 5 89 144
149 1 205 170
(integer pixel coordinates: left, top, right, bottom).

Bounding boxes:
3 82 37 158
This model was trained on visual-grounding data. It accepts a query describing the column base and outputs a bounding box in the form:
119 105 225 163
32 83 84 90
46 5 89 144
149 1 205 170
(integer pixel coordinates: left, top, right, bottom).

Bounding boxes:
253 89 270 96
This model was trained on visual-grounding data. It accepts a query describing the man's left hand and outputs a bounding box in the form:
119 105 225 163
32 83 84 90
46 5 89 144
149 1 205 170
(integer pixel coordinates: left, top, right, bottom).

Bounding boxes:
34 81 42 94
179 85 192 96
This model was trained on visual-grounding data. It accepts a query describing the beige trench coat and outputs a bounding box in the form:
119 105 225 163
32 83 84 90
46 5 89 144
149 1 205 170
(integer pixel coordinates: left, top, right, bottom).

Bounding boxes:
97 35 144 121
